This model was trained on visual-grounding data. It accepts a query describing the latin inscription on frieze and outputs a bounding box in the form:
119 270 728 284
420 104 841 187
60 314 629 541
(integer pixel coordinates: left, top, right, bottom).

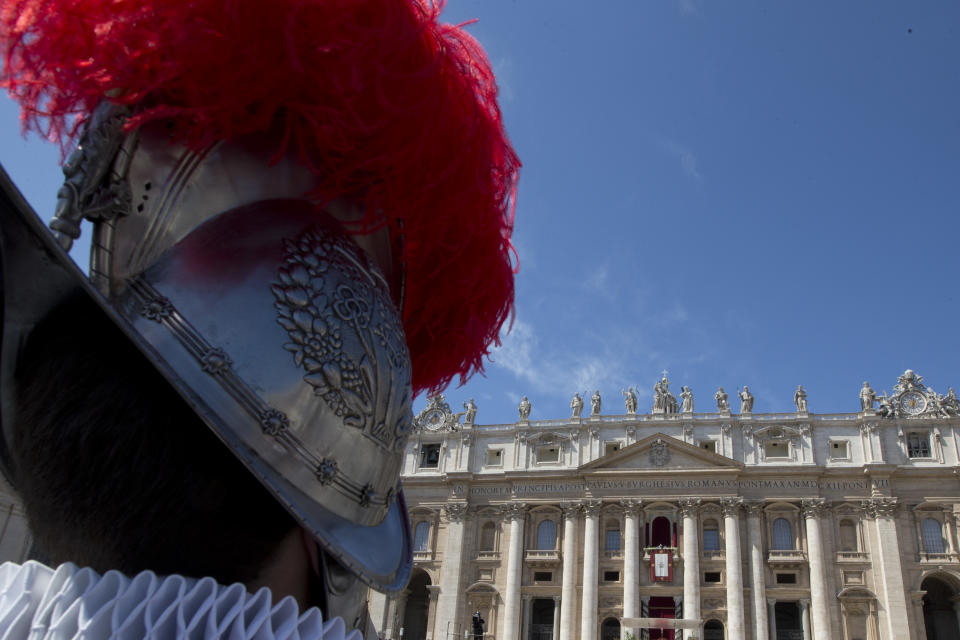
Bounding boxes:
453 478 871 497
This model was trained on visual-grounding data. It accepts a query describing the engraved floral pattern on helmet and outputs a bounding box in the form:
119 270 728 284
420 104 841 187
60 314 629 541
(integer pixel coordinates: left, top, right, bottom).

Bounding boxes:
272 226 413 450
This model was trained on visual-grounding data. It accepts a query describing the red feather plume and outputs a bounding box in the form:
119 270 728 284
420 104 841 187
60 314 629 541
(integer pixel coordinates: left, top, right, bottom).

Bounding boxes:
1 0 520 395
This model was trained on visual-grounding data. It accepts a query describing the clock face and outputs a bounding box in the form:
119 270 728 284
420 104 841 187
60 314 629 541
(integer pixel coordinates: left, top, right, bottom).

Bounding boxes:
424 409 445 430
899 391 927 416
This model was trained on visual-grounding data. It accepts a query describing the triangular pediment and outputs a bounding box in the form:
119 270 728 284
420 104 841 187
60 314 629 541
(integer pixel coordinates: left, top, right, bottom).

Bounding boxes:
579 432 743 471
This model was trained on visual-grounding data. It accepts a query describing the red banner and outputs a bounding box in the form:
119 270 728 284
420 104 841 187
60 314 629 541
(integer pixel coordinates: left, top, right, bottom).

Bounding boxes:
650 549 673 582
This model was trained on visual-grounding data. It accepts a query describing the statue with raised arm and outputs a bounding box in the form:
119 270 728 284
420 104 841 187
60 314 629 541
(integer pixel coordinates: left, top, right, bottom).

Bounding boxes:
652 380 664 412
944 388 960 416
680 386 694 413
715 386 729 411
518 396 531 421
860 381 876 411
571 392 584 418
794 385 807 412
591 390 602 416
622 387 638 414
739 386 754 413
463 398 477 424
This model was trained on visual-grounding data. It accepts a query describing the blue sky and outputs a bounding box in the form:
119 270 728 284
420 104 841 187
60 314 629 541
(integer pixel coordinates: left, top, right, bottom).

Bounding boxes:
2 1 959 424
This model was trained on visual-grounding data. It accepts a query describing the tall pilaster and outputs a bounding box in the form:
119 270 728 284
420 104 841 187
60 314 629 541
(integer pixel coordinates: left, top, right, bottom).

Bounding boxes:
678 498 701 640
863 498 912 639
720 498 745 639
522 595 533 640
559 503 581 640
801 499 832 640
622 500 642 639
580 501 602 640
745 502 769 640
434 503 468 640
502 503 527 640
767 599 777 640
799 599 811 640
552 596 561 640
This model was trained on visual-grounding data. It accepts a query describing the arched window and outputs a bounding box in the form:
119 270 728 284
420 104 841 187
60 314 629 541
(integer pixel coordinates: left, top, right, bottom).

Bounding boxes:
651 516 672 547
479 521 496 551
838 519 858 552
605 519 621 551
537 519 557 550
702 518 720 551
772 518 793 550
923 518 946 554
413 521 430 552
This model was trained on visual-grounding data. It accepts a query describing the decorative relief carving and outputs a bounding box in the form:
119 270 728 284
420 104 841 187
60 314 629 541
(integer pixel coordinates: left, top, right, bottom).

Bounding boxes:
582 500 603 518
861 498 898 519
650 438 671 467
744 501 765 517
801 498 827 519
501 503 528 521
413 395 462 433
561 503 583 520
678 498 701 518
621 499 643 517
720 497 743 517
443 503 468 523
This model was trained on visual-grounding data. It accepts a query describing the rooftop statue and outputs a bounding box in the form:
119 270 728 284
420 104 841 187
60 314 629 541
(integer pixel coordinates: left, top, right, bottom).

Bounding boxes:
591 390 602 416
794 385 807 412
860 382 876 411
739 386 754 413
571 392 584 418
680 386 694 413
715 386 729 411
622 387 638 414
463 398 477 424
518 396 532 421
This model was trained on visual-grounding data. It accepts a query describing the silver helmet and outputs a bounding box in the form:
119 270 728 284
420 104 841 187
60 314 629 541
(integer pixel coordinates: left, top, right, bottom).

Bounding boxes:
0 102 413 593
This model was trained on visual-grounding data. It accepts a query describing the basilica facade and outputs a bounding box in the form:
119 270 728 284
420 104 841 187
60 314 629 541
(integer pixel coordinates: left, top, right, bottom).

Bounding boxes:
369 371 960 640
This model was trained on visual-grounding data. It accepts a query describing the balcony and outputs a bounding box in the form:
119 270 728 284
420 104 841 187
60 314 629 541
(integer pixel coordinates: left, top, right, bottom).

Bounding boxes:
476 550 501 562
920 552 960 564
702 550 725 561
642 547 678 561
604 549 623 560
835 551 870 563
767 549 807 566
525 549 561 566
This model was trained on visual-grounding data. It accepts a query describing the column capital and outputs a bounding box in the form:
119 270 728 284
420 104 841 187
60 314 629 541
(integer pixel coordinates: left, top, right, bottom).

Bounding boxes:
553 595 561 603
720 496 743 516
621 499 643 517
860 497 898 519
561 502 582 520
798 598 810 608
767 598 777 607
523 593 533 602
427 585 442 600
501 502 528 521
443 502 469 523
744 500 765 517
678 498 701 517
801 498 827 519
583 500 603 518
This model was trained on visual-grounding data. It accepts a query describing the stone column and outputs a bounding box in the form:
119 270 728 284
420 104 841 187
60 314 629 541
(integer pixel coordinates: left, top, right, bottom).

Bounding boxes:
622 500 642 639
767 599 777 640
502 503 527 640
559 503 581 640
522 595 533 640
943 507 958 554
678 498 701 640
721 497 745 639
746 502 769 640
434 503 469 640
799 599 811 640
426 586 441 640
801 499 832 640
863 498 913 639
552 596 561 640
580 501 602 640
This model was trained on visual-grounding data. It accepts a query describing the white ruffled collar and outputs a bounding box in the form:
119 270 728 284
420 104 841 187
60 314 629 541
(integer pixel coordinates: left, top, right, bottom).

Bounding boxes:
0 561 359 640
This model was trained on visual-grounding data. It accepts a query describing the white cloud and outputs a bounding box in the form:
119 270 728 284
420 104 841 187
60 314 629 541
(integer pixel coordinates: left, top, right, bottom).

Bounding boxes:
656 137 703 184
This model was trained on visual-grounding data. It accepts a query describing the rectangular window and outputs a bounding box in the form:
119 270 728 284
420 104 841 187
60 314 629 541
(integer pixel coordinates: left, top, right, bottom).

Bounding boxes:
704 572 721 583
830 441 849 459
764 441 789 458
775 573 797 584
419 443 441 468
603 571 620 582
486 448 503 467
605 529 621 551
533 571 552 582
700 441 717 453
537 445 560 463
702 529 720 551
908 433 931 458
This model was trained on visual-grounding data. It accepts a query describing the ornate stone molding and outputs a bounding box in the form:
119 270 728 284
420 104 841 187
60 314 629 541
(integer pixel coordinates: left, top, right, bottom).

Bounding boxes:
720 497 743 517
678 498 701 517
801 498 827 519
743 501 765 517
861 497 898 519
561 502 583 520
583 500 603 518
721 423 732 434
443 502 469 523
501 502 528 522
621 499 643 517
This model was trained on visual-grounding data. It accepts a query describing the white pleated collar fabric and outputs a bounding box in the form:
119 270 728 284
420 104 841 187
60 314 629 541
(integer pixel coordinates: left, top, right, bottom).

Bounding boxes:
0 561 359 640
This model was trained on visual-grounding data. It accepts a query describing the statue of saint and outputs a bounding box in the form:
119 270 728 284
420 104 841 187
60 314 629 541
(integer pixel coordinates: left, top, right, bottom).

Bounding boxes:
518 396 531 421
739 386 754 413
571 393 584 418
794 385 807 412
944 388 960 416
622 387 638 414
680 386 694 413
652 380 664 412
715 386 729 411
591 390 602 416
463 398 477 424
859 382 876 410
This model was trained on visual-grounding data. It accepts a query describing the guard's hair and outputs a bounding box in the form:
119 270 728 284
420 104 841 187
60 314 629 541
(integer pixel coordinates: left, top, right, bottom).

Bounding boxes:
11 291 296 584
